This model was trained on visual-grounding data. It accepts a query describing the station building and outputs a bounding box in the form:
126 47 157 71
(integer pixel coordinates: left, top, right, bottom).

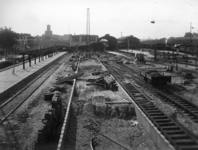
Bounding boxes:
117 35 140 49
70 34 98 46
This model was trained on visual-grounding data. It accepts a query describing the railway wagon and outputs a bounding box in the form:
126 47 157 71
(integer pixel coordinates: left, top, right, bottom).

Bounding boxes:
141 70 171 85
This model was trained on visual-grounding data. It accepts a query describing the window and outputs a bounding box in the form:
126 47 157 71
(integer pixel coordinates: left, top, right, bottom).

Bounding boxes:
72 36 79 42
90 36 96 41
82 36 87 41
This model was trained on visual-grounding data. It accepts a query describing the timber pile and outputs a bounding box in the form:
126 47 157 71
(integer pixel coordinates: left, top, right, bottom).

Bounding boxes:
87 75 118 91
56 72 84 84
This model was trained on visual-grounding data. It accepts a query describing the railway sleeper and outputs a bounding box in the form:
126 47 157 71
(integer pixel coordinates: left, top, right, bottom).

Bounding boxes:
161 126 181 130
143 107 158 110
135 99 148 103
157 123 175 127
142 105 158 109
185 106 198 110
175 139 197 145
127 90 140 94
155 119 172 123
170 134 192 140
130 93 144 97
187 108 198 112
138 105 154 109
138 102 152 105
144 110 160 113
136 99 149 102
148 112 164 115
147 112 163 116
180 145 198 150
166 130 184 134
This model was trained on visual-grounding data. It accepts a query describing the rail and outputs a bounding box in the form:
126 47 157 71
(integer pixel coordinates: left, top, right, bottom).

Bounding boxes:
56 55 80 150
99 59 198 150
115 63 198 124
0 53 71 124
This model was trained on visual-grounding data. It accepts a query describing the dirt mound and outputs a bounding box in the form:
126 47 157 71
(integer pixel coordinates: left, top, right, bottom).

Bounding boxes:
83 118 100 133
94 103 135 119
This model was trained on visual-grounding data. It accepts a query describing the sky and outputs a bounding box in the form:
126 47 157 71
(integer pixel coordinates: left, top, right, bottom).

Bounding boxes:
0 0 198 40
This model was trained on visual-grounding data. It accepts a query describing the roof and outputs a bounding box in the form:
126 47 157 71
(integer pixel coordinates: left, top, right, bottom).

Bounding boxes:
98 34 117 43
72 34 98 37
117 35 139 41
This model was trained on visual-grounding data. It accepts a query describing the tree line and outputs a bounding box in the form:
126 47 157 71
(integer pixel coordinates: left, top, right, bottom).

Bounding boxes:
0 27 19 57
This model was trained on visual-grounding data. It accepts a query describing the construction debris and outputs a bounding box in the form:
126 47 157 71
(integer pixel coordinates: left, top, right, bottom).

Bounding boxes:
44 93 54 101
56 72 84 84
90 68 110 77
87 75 118 91
37 92 64 143
49 85 67 93
129 119 139 127
135 53 146 64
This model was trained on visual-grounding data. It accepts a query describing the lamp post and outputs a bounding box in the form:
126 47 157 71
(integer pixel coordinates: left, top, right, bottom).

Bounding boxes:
151 21 156 61
127 39 129 51
12 44 16 74
175 47 179 71
190 22 192 45
190 22 194 55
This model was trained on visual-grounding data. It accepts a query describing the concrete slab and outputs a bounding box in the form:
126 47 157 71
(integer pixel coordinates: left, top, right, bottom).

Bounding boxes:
0 52 66 94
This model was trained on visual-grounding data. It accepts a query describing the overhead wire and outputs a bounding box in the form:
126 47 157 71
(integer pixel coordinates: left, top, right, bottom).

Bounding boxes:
155 0 198 16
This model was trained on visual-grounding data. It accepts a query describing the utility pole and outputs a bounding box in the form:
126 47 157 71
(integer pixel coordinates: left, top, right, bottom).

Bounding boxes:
190 22 192 45
86 8 90 52
190 22 194 55
127 39 129 51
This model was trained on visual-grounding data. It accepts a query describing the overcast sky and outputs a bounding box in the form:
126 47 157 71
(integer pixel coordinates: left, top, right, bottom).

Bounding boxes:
0 0 198 39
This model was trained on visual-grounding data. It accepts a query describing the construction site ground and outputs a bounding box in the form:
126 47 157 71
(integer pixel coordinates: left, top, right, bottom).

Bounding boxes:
64 57 159 150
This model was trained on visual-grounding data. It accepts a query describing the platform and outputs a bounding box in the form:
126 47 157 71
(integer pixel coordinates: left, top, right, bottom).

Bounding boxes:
0 52 66 94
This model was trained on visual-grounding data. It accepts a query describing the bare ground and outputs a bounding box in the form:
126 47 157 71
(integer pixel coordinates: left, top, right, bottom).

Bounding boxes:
64 57 159 150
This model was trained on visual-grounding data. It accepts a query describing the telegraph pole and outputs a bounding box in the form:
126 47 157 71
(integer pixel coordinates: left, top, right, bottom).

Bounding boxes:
190 22 192 45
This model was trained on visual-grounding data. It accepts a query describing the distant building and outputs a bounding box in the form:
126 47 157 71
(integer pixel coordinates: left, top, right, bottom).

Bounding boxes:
53 34 70 41
45 25 53 37
16 34 31 50
70 34 98 46
117 35 140 49
17 34 40 50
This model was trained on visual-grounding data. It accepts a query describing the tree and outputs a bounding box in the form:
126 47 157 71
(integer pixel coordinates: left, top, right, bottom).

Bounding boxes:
0 27 19 57
184 32 194 38
193 33 198 37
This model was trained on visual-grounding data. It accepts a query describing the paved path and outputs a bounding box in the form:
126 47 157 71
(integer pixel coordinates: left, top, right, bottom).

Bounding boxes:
0 52 66 93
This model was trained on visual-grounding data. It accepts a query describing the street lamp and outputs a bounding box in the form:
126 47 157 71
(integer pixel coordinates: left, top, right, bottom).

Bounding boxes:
175 46 179 71
190 22 194 55
12 44 16 74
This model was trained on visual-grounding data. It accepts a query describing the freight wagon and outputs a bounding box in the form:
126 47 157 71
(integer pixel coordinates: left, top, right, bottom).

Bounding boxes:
141 70 171 85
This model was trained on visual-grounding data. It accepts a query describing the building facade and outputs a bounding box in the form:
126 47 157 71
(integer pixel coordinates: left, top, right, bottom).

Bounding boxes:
70 35 98 46
45 25 53 37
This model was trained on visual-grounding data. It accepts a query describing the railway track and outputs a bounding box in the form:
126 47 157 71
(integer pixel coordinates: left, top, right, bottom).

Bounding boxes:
114 62 198 125
0 53 72 124
56 55 80 150
117 50 198 67
100 61 198 150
